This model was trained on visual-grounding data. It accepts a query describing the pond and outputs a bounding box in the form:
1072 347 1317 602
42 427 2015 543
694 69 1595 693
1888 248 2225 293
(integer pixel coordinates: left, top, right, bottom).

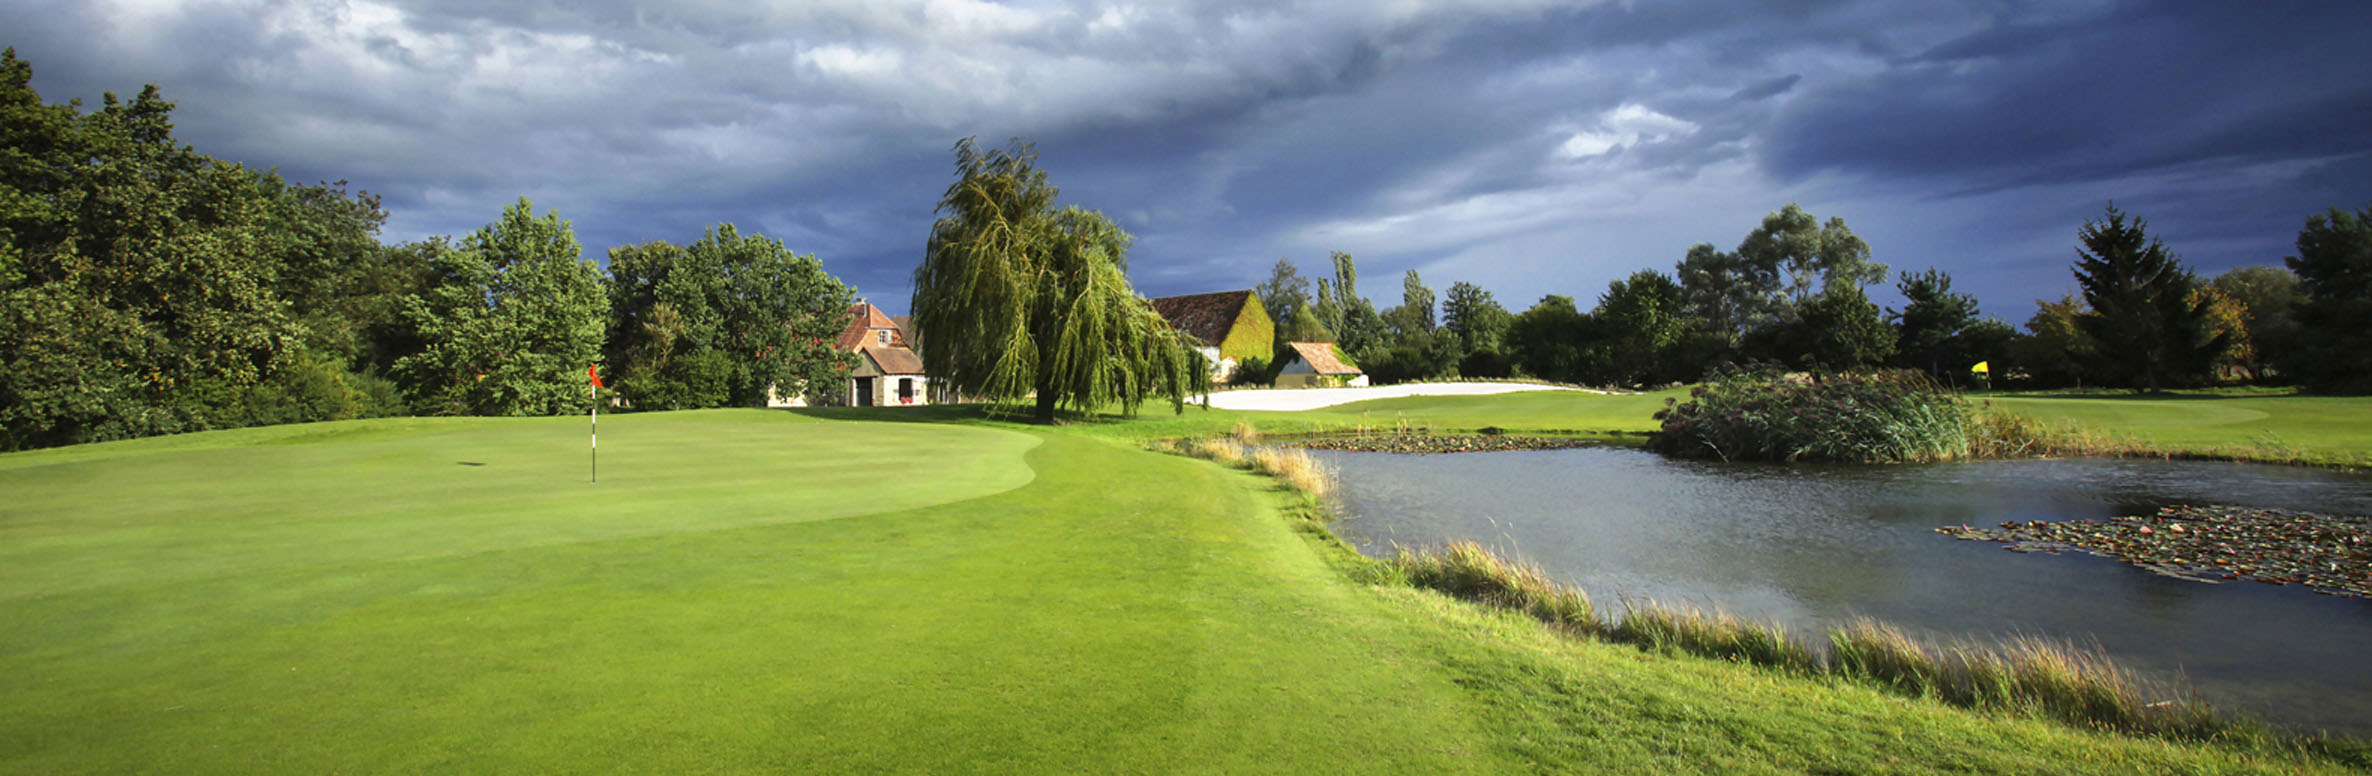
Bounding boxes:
1311 445 2372 736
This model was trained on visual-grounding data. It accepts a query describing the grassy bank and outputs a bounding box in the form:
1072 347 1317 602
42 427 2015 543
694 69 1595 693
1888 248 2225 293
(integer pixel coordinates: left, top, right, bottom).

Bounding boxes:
2 409 2360 773
1983 390 2372 469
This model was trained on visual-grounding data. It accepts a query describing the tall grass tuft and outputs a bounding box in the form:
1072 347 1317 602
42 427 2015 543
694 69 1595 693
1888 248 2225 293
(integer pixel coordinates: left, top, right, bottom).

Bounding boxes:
1391 541 1598 634
1231 421 1261 444
1188 438 1244 467
1614 600 1823 674
1249 446 1336 499
1391 541 2249 740
1829 618 1939 690
1828 618 2222 737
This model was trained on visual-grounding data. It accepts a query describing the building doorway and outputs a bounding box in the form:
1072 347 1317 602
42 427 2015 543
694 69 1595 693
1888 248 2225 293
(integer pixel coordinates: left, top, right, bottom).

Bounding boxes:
854 377 874 407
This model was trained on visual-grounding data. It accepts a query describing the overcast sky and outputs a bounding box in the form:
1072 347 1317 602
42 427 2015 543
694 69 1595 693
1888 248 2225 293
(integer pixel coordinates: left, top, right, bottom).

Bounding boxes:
9 0 2368 317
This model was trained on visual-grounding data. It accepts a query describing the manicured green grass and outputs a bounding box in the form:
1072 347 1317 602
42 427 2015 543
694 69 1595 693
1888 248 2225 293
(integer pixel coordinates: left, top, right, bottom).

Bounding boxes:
1 409 2356 773
1982 391 2372 468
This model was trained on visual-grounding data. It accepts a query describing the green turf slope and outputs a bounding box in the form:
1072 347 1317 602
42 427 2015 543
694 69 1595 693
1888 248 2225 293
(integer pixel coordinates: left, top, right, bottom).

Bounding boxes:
0 412 1501 773
1987 392 2372 467
0 411 2350 773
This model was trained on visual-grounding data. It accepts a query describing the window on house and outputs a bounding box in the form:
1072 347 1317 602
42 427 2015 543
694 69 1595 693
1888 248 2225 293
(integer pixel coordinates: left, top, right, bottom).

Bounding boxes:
877 330 889 345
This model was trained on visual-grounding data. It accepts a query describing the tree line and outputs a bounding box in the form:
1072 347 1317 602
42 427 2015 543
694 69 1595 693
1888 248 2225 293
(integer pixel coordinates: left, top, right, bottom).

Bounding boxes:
1242 203 2371 396
0 50 855 451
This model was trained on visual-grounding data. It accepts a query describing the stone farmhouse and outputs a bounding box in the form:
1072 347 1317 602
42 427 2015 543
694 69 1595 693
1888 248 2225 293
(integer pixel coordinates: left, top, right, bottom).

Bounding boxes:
767 301 932 408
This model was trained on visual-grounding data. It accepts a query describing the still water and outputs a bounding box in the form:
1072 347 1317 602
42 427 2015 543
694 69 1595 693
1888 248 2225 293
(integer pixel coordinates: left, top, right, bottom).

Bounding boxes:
1312 445 2372 736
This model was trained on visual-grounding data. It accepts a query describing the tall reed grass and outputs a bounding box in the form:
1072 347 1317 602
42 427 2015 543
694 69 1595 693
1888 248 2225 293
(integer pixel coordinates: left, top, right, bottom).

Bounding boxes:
1166 436 1338 501
1391 541 2245 740
1387 541 1596 633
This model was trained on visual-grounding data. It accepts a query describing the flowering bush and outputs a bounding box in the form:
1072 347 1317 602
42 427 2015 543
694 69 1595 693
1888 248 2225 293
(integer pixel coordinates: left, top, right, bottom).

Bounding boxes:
1649 367 1972 463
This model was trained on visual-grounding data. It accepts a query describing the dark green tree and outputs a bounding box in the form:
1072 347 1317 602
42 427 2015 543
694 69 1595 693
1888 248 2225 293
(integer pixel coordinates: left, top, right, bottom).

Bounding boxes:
606 225 856 410
1440 281 1511 354
909 138 1207 422
2013 296 2093 388
1507 295 1592 384
1387 269 1437 335
1738 203 1886 307
1593 270 1691 386
2285 204 2372 392
394 198 607 416
1756 285 1896 372
1324 252 1389 354
0 48 395 449
1889 268 1980 378
1675 242 1774 340
2071 204 2224 391
1256 258 1310 330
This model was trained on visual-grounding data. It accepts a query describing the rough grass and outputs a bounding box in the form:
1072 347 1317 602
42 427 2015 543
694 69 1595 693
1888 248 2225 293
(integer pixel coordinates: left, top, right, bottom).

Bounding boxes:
1168 433 1339 502
1391 541 2304 749
1613 599 1824 675
1386 541 1597 634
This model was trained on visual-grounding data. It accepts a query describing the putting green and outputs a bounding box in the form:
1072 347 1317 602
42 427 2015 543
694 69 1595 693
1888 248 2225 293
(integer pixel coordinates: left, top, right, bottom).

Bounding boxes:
0 410 1039 599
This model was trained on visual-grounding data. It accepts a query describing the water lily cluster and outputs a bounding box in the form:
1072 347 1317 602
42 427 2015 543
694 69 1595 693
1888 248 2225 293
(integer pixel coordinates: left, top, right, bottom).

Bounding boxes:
1938 505 2371 598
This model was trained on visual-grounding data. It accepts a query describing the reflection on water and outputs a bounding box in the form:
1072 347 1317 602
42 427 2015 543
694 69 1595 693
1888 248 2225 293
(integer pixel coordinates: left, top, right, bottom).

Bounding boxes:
1315 446 2372 736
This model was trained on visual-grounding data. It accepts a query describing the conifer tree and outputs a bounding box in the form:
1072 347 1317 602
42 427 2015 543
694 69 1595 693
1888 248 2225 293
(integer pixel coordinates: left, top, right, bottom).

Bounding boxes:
2070 204 2224 391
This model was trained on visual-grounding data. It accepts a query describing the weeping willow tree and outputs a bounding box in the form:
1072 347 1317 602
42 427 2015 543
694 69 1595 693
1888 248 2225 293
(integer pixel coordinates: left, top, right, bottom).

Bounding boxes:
911 138 1211 423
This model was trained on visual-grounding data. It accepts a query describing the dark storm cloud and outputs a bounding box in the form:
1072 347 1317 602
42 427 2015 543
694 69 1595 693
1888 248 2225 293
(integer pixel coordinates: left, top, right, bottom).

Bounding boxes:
1764 2 2372 190
6 0 2363 317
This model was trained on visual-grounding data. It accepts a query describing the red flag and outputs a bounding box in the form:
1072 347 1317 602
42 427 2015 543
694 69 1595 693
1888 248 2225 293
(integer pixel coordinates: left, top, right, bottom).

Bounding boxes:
588 365 603 388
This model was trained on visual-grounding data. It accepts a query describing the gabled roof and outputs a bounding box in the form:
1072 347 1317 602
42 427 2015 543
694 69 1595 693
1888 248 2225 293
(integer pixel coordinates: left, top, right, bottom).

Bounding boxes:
1287 341 1359 375
861 345 926 375
1148 290 1255 344
836 302 907 350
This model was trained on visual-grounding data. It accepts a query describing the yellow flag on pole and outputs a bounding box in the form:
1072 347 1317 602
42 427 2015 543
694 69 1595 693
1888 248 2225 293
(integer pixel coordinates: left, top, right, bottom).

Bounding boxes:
1971 361 1990 374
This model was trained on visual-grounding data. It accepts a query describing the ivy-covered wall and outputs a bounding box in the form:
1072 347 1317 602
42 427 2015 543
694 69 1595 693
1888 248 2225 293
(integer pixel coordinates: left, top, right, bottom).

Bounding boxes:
1218 293 1274 363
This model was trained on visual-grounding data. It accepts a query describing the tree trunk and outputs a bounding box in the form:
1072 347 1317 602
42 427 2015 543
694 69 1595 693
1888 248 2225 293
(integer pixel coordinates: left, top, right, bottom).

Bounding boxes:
1033 388 1058 424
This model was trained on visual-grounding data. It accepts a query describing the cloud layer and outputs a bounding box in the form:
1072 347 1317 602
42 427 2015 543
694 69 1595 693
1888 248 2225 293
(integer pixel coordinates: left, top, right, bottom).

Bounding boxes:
9 0 2366 316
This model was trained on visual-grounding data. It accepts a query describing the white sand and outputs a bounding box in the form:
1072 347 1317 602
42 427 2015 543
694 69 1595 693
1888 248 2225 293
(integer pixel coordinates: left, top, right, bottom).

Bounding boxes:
1203 382 1600 411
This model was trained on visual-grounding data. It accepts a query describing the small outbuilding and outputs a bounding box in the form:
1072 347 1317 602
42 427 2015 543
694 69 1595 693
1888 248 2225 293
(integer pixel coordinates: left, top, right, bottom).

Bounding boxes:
1274 341 1367 388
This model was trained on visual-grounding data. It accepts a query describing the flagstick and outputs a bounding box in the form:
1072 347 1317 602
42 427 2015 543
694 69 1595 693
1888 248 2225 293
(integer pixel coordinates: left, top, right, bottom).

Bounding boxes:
590 381 598 484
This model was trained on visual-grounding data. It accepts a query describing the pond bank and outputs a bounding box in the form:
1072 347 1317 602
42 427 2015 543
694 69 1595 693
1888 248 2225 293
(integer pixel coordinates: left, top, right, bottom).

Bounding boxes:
1306 444 2372 739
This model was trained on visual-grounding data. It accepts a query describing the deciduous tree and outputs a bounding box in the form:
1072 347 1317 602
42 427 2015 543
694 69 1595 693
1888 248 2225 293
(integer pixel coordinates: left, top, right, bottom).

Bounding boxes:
909 138 1207 422
394 198 606 415
1440 281 1510 354
2209 265 2302 379
1593 270 1691 386
605 226 855 410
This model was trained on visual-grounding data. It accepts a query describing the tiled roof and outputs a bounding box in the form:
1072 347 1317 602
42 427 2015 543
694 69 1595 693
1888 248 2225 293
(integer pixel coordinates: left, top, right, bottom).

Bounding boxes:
862 345 926 375
1288 341 1359 375
1148 290 1253 344
836 302 907 350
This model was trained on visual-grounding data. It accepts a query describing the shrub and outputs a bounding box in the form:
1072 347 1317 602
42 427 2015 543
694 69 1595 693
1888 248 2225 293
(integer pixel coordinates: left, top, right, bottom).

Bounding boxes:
1649 366 1973 463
